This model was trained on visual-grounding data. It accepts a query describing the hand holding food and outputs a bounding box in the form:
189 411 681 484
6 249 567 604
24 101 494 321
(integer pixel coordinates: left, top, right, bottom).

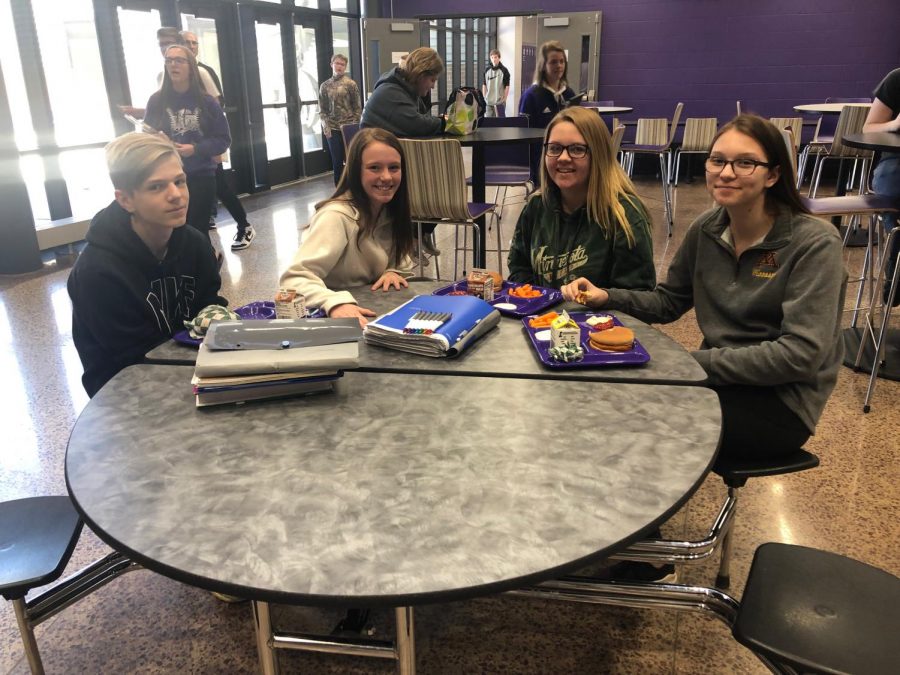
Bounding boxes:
561 278 608 307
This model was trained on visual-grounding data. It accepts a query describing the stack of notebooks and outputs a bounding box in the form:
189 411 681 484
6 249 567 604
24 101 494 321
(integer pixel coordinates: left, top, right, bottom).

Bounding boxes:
364 294 500 357
192 318 362 406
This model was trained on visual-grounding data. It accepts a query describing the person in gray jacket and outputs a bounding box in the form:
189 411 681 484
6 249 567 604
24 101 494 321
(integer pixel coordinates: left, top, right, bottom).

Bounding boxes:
360 47 445 255
562 115 847 461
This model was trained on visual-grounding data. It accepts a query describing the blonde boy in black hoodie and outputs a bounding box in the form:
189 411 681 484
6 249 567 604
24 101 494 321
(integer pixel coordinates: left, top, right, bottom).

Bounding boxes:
68 133 226 396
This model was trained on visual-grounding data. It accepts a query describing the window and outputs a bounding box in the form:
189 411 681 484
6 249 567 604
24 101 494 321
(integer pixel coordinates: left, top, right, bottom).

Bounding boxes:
31 0 113 147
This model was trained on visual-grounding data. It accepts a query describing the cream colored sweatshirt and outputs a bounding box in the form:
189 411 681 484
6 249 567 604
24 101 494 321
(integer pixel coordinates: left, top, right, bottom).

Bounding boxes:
279 200 413 313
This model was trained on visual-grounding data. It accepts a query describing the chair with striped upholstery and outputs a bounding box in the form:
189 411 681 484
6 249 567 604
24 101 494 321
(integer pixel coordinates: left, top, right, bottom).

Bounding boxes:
769 117 804 172
619 102 684 235
399 138 496 279
798 99 871 190
672 117 717 186
806 105 872 197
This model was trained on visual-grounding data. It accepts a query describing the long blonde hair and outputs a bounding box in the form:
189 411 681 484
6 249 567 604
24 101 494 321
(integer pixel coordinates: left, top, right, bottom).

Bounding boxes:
539 107 650 247
533 40 568 88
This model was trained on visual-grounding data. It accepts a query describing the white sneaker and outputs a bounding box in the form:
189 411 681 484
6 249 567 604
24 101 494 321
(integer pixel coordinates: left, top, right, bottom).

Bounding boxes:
231 225 255 250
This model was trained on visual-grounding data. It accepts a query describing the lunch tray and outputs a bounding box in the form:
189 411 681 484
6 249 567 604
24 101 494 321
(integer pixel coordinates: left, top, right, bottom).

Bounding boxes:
433 280 562 318
522 311 650 368
173 301 325 346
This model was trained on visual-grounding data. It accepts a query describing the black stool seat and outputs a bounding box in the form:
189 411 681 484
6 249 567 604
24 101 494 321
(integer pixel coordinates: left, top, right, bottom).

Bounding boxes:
0 496 83 600
713 449 820 488
734 543 900 675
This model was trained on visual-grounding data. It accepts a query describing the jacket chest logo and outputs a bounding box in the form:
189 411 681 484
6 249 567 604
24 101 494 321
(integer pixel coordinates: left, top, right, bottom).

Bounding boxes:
752 251 779 279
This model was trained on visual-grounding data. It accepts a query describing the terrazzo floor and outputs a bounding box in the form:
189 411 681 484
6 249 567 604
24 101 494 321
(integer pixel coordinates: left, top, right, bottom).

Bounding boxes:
1 167 897 674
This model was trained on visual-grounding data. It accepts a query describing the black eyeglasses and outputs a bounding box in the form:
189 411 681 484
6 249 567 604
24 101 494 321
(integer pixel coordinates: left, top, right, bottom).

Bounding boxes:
165 56 189 66
544 142 590 159
705 156 772 176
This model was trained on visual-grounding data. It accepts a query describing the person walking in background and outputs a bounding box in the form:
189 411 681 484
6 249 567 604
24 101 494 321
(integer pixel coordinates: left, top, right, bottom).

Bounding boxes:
519 40 575 181
143 44 230 246
863 67 900 306
483 49 510 118
181 30 255 250
319 53 363 186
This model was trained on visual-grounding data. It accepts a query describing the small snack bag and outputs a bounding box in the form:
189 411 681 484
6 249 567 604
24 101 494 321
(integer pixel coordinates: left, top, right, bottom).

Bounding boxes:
184 305 239 339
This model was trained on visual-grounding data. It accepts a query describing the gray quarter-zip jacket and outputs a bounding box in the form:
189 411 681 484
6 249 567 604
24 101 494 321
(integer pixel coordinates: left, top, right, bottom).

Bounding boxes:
606 205 847 434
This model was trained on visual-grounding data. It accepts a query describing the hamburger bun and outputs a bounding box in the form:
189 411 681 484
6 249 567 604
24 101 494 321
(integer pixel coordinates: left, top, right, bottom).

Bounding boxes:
589 326 634 352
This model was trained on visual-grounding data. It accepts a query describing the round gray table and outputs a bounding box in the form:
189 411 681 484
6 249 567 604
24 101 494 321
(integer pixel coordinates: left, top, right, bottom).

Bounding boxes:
145 282 708 386
578 104 633 115
66 365 721 673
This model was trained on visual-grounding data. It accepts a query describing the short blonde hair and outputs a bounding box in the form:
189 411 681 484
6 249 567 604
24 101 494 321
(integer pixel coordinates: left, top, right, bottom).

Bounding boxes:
106 132 181 192
539 107 650 247
331 53 348 65
400 47 443 85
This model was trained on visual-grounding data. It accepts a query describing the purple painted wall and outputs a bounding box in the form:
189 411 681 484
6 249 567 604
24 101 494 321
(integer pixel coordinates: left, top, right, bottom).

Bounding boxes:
381 0 900 120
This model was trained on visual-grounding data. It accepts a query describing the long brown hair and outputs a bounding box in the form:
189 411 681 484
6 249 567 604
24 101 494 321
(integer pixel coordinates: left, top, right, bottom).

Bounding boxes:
317 128 414 265
159 45 206 107
533 40 568 88
711 114 811 215
539 107 651 247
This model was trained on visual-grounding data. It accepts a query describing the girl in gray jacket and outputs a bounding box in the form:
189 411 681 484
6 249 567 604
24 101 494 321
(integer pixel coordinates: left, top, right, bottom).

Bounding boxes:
563 115 847 461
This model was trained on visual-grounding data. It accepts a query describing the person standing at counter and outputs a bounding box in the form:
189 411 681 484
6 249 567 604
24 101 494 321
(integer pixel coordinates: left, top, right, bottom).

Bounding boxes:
280 128 415 327
562 115 847 461
519 40 575 180
508 107 655 291
863 67 900 306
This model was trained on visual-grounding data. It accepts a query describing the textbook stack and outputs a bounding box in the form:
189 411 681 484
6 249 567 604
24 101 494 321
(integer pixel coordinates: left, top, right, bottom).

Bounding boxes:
192 318 362 406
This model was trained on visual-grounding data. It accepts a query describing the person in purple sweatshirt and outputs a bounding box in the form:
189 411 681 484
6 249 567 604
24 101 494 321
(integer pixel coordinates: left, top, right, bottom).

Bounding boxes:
143 44 230 241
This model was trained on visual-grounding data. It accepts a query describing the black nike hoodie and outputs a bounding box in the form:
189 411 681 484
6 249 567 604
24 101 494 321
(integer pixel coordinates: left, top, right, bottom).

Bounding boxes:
67 200 226 396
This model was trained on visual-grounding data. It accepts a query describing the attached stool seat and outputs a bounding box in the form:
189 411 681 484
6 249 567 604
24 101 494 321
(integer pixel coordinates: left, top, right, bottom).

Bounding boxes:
611 448 820 590
734 543 900 674
0 496 83 601
710 449 819 588
1 496 138 674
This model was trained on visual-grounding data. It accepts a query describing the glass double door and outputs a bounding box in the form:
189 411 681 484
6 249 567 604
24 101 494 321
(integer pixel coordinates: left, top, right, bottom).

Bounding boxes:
253 11 331 187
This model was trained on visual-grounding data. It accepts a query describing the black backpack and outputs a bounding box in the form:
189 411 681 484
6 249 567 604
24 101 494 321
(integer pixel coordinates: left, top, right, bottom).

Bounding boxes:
443 86 487 119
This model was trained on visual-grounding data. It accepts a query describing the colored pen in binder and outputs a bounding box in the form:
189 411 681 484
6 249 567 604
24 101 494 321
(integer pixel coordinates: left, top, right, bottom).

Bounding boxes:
403 311 452 335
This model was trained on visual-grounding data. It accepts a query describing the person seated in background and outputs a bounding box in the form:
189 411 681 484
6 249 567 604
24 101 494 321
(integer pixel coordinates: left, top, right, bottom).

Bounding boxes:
519 40 576 181
360 47 445 255
563 114 847 462
280 128 415 327
507 106 655 291
562 114 847 583
863 66 900 305
68 133 226 397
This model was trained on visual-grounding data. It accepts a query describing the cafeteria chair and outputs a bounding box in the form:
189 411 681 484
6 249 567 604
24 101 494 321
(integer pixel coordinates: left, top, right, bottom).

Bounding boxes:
803 104 872 197
466 115 534 266
517 543 899 675
671 117 717 186
798 97 871 187
768 117 804 181
610 447 821 589
340 122 361 151
399 137 496 279
619 102 684 235
1 496 139 674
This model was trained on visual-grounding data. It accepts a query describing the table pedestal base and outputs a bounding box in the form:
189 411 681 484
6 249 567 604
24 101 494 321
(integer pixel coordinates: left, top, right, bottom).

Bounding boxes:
842 327 900 381
253 602 415 674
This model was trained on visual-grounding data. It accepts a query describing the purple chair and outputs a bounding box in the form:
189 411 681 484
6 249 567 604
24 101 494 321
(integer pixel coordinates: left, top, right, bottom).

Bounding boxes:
464 115 534 266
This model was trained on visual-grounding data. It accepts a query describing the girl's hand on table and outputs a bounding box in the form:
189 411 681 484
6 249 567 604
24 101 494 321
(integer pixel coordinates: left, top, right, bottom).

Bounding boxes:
329 303 376 328
561 277 609 307
371 272 408 292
